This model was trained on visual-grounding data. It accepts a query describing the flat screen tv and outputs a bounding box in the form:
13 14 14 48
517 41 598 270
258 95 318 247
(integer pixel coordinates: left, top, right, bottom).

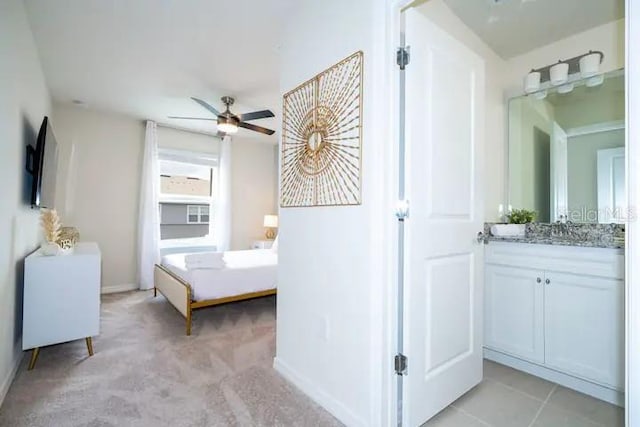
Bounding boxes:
26 116 58 208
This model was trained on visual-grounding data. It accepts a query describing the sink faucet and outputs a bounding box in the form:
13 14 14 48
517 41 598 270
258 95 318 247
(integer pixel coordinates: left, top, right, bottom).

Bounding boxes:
553 215 573 238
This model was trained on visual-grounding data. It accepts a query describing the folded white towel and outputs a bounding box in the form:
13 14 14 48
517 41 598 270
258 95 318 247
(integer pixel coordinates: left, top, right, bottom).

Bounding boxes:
184 252 226 270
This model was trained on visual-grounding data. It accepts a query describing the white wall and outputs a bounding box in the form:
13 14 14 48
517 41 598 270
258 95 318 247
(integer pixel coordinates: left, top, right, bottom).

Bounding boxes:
0 0 51 404
230 138 277 250
52 105 144 292
275 1 391 426
52 107 276 290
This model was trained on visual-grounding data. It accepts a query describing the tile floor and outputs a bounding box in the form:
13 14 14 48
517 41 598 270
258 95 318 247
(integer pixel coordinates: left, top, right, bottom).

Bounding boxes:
424 360 624 427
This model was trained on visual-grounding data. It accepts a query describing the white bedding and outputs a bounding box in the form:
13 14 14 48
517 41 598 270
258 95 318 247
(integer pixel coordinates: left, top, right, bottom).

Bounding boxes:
161 249 277 301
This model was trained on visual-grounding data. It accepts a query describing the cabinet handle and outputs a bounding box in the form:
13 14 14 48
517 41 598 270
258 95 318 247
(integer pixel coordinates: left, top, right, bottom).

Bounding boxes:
545 278 551 285
536 277 541 283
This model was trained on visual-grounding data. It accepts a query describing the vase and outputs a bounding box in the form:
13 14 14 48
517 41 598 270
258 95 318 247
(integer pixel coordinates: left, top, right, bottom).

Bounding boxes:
490 223 526 238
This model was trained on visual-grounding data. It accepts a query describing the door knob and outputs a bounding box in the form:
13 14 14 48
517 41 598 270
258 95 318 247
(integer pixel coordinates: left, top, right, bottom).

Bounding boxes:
476 231 488 244
545 278 551 285
536 277 541 283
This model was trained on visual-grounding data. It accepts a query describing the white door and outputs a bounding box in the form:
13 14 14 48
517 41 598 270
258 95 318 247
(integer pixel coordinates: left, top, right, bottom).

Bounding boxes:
597 147 626 223
551 122 568 221
404 8 485 426
545 272 624 389
484 265 544 363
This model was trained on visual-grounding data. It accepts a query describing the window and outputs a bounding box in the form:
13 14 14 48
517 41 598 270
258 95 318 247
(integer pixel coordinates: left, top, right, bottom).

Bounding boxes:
187 205 209 224
157 149 218 247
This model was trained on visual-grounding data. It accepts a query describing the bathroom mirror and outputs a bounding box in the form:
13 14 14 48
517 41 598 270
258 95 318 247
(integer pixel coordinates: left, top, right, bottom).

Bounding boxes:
508 69 625 223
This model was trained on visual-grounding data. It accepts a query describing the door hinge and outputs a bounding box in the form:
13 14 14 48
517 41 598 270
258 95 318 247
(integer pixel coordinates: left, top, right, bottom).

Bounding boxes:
395 353 408 375
395 199 410 221
396 46 410 70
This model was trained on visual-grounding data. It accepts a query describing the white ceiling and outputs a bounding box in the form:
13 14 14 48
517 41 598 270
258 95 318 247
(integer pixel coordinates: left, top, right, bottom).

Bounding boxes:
24 0 297 142
442 0 624 59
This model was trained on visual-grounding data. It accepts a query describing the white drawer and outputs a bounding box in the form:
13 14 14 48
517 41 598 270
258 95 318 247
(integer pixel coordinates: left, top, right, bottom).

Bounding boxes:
485 242 624 279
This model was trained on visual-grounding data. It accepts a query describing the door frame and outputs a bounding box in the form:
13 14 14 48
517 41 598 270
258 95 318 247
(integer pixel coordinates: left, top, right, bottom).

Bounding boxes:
380 1 415 426
382 0 424 426
382 0 638 426
625 0 639 424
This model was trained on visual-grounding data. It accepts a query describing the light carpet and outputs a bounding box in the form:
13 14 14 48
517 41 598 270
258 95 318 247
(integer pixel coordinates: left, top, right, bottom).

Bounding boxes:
0 291 342 427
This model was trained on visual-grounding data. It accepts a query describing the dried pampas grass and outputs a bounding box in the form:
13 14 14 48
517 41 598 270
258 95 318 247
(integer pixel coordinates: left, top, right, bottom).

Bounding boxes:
40 209 61 243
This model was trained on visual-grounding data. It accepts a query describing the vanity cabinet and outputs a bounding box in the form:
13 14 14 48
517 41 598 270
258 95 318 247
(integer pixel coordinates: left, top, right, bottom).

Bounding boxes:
484 242 624 404
485 265 544 363
544 271 624 388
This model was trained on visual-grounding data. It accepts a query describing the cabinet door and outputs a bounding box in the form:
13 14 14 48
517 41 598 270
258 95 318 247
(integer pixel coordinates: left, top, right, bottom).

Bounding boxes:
545 272 624 389
484 265 544 363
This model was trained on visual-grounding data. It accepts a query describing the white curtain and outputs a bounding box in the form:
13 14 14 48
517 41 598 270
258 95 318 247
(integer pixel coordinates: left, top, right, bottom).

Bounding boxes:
137 121 160 290
212 135 232 251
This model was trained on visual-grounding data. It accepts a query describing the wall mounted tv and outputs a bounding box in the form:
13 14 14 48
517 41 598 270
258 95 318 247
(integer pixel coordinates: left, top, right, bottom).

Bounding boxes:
26 116 58 208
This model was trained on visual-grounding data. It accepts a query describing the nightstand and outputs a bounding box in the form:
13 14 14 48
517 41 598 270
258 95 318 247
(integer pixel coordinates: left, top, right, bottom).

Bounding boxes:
251 240 274 249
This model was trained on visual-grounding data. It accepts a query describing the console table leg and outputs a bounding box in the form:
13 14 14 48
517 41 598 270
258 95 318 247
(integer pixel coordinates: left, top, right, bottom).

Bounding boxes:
85 337 94 356
28 348 40 370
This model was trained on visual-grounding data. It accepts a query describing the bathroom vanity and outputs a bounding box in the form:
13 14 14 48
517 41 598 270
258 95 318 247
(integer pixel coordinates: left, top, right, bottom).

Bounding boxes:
483 239 624 405
490 68 627 406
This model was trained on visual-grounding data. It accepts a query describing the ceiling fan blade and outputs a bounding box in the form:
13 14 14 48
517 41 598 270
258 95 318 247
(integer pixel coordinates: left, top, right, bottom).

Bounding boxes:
191 97 221 117
238 121 275 135
238 109 275 122
167 116 218 121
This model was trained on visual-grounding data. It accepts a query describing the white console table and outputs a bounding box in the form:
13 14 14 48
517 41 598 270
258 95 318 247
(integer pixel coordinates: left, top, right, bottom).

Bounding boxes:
23 242 101 369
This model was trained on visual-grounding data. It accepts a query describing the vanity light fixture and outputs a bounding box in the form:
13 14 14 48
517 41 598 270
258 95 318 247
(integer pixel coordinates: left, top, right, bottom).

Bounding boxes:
523 50 604 95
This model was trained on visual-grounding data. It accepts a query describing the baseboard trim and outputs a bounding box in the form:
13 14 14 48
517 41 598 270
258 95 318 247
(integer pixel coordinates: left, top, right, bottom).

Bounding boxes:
101 283 138 294
484 348 625 406
0 352 22 408
273 357 367 427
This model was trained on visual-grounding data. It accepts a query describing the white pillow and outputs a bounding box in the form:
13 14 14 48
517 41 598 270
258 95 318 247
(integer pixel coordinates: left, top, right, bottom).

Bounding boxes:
271 235 279 252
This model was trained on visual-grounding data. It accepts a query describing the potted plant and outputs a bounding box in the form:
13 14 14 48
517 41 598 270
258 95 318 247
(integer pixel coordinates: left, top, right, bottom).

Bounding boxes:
491 208 536 237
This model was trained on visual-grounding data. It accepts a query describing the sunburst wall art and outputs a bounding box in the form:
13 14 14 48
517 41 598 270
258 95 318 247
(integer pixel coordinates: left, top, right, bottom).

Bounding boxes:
280 51 363 207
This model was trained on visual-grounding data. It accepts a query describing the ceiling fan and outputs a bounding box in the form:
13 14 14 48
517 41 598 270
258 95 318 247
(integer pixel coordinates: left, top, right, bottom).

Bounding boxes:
168 96 275 135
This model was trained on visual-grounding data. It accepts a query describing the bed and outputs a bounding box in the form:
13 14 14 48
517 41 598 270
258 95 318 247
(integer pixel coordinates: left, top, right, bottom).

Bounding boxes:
154 248 277 335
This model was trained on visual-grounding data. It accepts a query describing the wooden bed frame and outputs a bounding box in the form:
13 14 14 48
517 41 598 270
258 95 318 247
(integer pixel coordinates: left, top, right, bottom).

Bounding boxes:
153 264 277 335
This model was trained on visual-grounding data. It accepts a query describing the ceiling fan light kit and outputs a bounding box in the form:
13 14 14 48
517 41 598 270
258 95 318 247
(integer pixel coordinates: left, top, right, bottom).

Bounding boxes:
217 116 239 134
523 50 604 96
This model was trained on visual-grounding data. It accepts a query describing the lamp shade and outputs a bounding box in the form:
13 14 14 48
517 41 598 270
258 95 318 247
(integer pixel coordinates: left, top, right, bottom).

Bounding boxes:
579 53 600 78
263 215 278 228
549 62 569 85
524 71 541 93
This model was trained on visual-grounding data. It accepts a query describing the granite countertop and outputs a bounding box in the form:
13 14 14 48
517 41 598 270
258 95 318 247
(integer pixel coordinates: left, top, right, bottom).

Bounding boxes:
484 223 625 249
